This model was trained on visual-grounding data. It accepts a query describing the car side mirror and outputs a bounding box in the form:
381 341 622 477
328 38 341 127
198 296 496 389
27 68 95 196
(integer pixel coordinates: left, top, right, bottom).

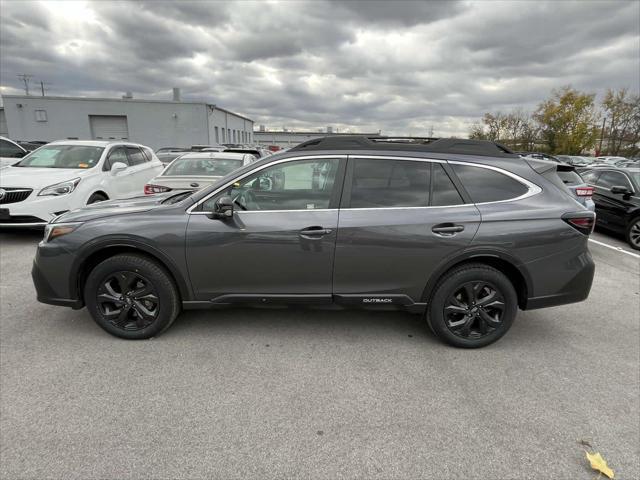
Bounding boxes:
207 195 234 219
110 161 128 175
610 185 632 196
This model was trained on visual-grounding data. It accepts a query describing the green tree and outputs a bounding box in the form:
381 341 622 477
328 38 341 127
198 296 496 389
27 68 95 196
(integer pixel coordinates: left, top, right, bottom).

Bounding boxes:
601 88 640 156
533 86 598 154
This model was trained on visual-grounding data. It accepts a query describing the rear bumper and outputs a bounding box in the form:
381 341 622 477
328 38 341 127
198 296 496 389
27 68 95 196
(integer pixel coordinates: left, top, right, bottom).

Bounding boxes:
523 250 595 310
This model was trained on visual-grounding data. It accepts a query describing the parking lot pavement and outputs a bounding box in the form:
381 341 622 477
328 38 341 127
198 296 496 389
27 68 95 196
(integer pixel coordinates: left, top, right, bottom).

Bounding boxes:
0 230 638 480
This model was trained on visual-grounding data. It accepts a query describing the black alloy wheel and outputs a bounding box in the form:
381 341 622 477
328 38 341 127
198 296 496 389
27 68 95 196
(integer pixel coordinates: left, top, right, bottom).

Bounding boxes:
627 217 640 251
85 254 180 339
427 263 517 348
97 271 159 331
444 281 505 339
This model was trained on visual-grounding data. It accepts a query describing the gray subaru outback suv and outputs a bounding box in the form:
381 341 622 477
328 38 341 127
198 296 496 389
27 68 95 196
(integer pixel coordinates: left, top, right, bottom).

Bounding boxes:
32 136 595 348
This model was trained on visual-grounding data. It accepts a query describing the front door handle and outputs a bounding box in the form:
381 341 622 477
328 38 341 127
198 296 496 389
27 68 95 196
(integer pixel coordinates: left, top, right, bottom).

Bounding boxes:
299 226 333 238
432 223 465 236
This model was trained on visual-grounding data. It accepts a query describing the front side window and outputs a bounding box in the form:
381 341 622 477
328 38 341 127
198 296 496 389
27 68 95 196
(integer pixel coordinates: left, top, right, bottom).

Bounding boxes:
202 158 340 211
0 139 24 158
164 157 244 177
349 159 430 208
104 148 129 170
15 145 104 169
451 164 529 203
597 171 632 190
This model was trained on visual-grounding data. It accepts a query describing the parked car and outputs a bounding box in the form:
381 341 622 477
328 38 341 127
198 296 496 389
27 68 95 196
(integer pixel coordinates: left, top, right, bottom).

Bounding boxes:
190 144 225 152
553 164 595 211
155 147 188 166
31 135 596 347
580 166 640 249
0 136 28 167
0 140 164 227
144 152 256 194
595 156 628 165
556 155 597 167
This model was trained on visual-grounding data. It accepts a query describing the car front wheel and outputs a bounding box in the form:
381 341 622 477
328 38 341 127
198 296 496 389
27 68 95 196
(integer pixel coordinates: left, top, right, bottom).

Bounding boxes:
84 254 180 339
427 264 518 348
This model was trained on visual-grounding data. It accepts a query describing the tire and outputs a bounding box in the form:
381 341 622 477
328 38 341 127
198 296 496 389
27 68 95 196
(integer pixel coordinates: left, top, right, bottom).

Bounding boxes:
87 193 108 204
84 254 180 339
625 217 640 251
426 263 518 348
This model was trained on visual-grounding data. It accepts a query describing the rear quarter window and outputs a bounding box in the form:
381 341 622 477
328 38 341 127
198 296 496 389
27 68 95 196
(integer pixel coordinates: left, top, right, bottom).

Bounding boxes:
451 164 529 203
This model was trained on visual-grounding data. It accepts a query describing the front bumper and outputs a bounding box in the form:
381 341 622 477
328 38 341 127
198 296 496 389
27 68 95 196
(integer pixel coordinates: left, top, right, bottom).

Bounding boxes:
31 242 83 309
0 194 74 227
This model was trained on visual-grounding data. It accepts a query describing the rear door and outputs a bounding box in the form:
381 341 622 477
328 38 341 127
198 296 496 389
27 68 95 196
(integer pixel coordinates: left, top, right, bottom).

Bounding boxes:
126 146 156 196
332 156 481 305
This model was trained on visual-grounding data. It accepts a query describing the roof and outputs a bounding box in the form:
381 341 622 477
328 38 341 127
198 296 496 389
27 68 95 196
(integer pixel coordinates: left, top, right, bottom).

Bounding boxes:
177 151 249 160
254 130 380 136
288 135 516 158
46 139 145 147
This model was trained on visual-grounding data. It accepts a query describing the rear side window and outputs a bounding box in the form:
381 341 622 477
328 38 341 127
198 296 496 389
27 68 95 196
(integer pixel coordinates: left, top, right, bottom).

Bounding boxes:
431 164 464 206
451 164 529 203
556 170 583 185
127 147 148 165
350 159 430 208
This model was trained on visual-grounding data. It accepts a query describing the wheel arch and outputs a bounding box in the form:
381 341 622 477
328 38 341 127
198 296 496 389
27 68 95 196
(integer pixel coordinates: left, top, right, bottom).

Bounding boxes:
72 240 191 306
421 251 531 309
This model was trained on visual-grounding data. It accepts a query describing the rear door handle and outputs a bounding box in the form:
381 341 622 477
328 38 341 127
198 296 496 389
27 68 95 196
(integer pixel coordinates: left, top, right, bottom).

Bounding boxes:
299 226 333 238
432 224 465 236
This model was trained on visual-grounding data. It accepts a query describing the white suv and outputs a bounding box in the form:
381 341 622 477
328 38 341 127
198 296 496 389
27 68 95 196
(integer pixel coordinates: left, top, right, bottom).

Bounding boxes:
0 140 164 227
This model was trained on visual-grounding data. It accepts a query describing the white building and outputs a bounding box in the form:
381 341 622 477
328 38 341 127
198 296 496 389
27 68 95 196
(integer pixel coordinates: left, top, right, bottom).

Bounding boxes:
254 130 380 148
0 91 253 150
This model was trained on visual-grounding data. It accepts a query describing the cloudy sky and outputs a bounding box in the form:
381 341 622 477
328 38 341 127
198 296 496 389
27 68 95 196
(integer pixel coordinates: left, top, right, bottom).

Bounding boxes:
1 0 638 136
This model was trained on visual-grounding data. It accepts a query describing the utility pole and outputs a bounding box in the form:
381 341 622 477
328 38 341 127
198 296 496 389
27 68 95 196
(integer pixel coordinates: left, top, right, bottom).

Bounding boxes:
17 74 32 95
598 117 606 156
39 80 51 96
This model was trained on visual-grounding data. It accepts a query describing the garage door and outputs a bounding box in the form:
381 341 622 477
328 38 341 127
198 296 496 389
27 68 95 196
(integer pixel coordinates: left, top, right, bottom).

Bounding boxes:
89 115 129 140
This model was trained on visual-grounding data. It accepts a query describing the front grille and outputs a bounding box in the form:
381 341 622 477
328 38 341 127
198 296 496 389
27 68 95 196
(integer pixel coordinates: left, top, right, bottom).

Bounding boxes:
0 215 46 224
0 188 33 204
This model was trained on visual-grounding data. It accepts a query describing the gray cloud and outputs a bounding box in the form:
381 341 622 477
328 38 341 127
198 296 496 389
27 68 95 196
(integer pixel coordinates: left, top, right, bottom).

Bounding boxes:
0 0 638 137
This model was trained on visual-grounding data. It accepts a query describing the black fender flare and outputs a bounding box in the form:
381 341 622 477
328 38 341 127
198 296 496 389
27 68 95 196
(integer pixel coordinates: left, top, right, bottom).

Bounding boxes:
420 247 533 305
70 235 192 303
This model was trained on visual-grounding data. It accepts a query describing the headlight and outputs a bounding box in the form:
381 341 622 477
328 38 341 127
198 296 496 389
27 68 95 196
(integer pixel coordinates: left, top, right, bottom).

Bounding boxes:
38 178 81 196
43 222 82 242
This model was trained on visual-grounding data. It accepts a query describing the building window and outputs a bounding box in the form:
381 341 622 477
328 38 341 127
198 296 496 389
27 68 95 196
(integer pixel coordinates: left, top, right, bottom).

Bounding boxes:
228 129 231 143
215 127 219 143
34 110 47 122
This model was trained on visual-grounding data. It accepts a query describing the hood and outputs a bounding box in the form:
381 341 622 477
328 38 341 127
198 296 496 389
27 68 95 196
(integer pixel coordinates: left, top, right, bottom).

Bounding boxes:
54 191 193 223
150 175 222 191
0 166 91 189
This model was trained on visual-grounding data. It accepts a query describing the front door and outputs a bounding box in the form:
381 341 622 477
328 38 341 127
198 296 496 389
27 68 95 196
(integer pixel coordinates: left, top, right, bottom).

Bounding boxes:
332 156 481 305
593 170 634 231
104 146 135 199
185 156 346 302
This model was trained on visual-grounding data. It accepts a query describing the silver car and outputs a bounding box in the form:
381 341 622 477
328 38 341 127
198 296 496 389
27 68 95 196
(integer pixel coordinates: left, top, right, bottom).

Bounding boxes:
144 151 256 194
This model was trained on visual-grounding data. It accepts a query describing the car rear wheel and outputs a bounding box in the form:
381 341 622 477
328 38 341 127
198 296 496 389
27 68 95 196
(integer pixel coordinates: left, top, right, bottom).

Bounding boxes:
427 264 517 348
84 254 180 339
626 217 640 251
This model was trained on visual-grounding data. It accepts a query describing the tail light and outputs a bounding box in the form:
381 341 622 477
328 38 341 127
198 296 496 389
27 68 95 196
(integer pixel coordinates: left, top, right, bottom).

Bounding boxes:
575 187 593 197
144 184 171 195
562 213 595 235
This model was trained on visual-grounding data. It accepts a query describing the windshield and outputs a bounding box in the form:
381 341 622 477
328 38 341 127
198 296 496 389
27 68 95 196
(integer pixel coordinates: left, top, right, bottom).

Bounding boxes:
15 145 104 169
163 157 244 176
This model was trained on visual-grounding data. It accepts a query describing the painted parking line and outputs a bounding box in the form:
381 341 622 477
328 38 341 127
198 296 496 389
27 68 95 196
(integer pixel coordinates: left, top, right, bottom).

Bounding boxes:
589 238 640 259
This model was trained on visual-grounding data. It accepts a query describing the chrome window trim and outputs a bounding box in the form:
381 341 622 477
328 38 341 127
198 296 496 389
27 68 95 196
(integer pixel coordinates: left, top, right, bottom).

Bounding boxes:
187 154 542 214
187 154 347 214
447 160 542 205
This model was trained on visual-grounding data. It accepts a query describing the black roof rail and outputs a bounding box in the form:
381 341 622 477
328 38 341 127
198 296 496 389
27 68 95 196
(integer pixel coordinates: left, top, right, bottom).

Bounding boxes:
289 135 515 157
